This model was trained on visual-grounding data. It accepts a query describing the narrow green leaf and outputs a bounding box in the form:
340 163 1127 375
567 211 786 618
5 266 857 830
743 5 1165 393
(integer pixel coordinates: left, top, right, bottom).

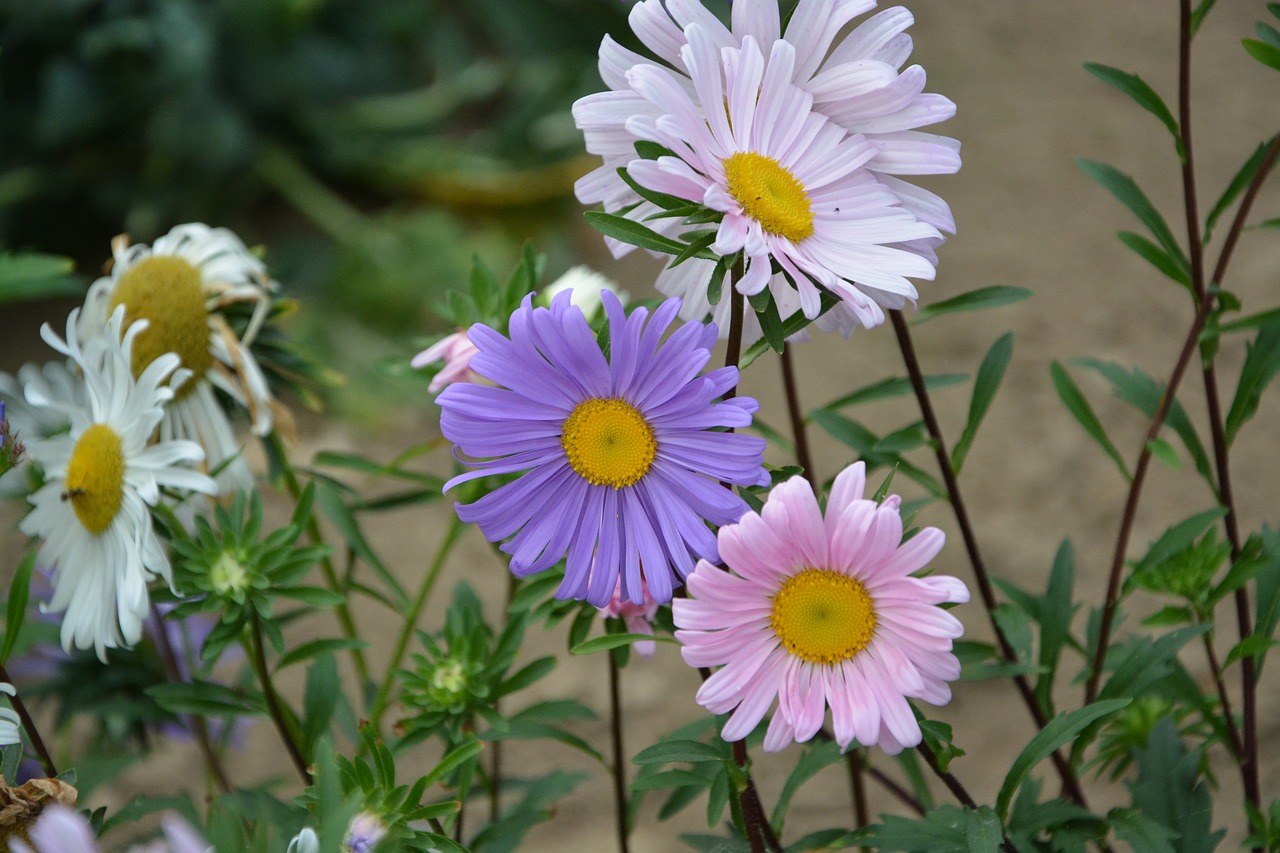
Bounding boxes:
951 333 1013 474
1147 437 1181 470
2 551 35 665
315 483 408 609
0 253 81 303
1205 142 1269 242
1190 0 1218 34
964 806 1005 853
1244 38 1280 71
274 585 346 607
583 211 689 256
740 293 840 368
569 632 674 655
1224 634 1280 668
628 769 714 791
1226 326 1280 445
276 638 369 671
1107 808 1176 853
617 166 690 213
421 740 484 789
1034 542 1077 717
146 682 266 718
494 656 556 699
632 739 725 765
1212 306 1280 337
1050 361 1131 479
301 653 339 759
1116 231 1192 290
818 373 968 411
995 699 1130 821
912 285 1032 324
770 740 844 830
1084 64 1183 160
1077 159 1188 271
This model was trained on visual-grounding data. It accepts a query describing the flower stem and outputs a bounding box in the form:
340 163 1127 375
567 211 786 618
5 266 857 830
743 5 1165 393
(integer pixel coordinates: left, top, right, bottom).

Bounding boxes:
916 741 1019 853
266 430 371 686
148 604 233 794
845 750 870 850
368 513 464 730
780 343 817 487
0 662 55 778
607 652 631 853
1173 0 1266 828
888 310 1089 808
723 259 746 384
248 612 312 786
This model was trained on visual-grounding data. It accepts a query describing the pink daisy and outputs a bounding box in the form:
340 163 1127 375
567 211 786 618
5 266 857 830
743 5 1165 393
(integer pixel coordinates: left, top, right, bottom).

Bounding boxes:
412 329 484 394
673 462 968 754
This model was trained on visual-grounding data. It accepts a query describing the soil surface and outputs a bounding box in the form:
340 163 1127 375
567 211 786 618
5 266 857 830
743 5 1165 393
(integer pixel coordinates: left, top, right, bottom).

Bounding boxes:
2 1 1279 850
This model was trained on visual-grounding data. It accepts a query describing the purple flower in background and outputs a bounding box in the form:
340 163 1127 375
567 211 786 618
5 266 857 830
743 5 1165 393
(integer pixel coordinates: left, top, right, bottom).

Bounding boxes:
439 291 767 606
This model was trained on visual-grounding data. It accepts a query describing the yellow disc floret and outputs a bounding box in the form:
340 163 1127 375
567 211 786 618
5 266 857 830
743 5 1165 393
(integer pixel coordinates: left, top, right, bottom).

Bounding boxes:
64 424 126 536
770 568 876 665
108 255 213 397
723 151 815 242
561 397 657 489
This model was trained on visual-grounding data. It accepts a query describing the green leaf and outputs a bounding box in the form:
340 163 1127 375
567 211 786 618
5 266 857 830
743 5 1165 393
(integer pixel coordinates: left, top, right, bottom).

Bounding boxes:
1077 159 1188 272
482 720 607 766
628 769 714 791
1211 306 1280 337
0 253 81 303
1226 326 1280 445
1116 231 1192 291
617 166 690 213
964 806 1005 853
951 332 1013 474
1244 38 1280 71
1127 719 1225 853
301 653 339 758
146 682 265 718
912 285 1032 324
1223 634 1280 668
818 373 968 411
740 293 840 368
276 638 369 671
1073 358 1213 485
274 585 346 607
1204 142 1269 242
995 699 1130 821
1084 64 1183 161
420 740 484 790
1034 542 1077 717
583 211 690 256
770 739 844 831
1190 0 1218 34
1147 436 1181 470
569 632 673 655
1107 808 1176 853
315 482 408 609
863 805 969 851
632 739 725 766
494 656 556 699
2 550 35 665
1050 361 1131 479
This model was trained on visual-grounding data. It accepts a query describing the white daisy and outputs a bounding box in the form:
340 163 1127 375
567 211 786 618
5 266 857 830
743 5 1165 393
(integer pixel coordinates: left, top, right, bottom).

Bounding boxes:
574 0 957 334
19 307 217 660
0 683 22 747
0 360 83 495
621 27 941 324
79 223 280 495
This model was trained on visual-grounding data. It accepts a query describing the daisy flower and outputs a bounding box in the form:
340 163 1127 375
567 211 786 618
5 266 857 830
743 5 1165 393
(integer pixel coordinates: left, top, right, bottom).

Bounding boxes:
674 462 968 754
597 576 662 658
19 307 217 660
79 223 280 494
574 0 956 330
439 290 767 607
540 265 629 317
625 27 941 325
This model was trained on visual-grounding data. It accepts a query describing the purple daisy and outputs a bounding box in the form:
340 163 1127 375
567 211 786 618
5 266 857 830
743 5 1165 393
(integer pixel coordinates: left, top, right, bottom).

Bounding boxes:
439 290 768 607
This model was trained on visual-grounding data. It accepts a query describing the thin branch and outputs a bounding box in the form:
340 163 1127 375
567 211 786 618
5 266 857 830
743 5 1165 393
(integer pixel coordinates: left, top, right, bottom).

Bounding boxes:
248 613 312 786
148 604 233 793
0 663 55 778
608 653 631 853
780 344 817 487
916 742 1018 853
888 310 1089 808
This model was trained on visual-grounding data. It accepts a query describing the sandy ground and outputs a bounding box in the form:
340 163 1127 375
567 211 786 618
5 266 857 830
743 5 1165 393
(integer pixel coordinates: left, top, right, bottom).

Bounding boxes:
3 1 1280 850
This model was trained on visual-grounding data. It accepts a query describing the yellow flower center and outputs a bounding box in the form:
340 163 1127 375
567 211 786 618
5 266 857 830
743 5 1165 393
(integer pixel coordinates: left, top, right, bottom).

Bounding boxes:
770 568 876 665
723 151 815 242
64 424 126 536
561 398 657 489
108 255 213 399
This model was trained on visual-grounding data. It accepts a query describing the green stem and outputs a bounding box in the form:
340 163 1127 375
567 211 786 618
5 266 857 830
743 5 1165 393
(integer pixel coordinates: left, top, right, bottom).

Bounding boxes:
267 430 371 686
608 653 631 853
369 513 465 730
248 612 312 786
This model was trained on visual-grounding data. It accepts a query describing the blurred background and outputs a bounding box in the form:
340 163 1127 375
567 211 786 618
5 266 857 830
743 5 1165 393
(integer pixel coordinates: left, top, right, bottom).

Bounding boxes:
2 0 1279 850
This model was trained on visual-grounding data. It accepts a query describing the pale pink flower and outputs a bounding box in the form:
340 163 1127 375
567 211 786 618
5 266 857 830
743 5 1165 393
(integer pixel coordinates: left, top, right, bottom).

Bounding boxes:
597 577 661 658
11 804 208 853
412 329 483 394
673 462 968 754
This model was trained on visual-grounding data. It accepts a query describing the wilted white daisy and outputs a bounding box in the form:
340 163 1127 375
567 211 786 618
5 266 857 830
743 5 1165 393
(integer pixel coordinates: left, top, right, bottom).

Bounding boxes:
540 265 629 316
19 307 217 660
623 27 940 323
79 223 280 495
574 0 957 331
